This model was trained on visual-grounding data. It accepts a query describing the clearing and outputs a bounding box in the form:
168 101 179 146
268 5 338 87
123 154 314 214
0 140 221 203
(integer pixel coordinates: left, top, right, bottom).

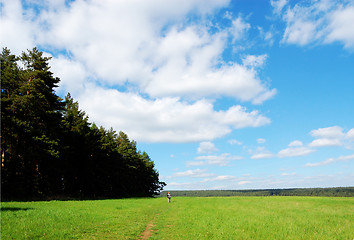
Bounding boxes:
1 196 353 239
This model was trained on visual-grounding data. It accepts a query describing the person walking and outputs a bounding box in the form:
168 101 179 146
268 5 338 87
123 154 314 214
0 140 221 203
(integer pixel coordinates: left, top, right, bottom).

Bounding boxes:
167 192 171 203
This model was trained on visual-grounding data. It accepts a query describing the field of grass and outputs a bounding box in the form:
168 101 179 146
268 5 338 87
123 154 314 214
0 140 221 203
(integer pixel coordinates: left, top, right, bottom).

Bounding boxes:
1 196 353 239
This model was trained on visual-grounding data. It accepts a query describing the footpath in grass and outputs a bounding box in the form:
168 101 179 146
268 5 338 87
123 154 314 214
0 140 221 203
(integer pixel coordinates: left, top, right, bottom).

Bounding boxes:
1 198 167 239
1 196 353 239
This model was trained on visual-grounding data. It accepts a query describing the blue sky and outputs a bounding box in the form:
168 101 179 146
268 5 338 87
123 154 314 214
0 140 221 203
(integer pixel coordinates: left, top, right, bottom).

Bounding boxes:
1 0 353 190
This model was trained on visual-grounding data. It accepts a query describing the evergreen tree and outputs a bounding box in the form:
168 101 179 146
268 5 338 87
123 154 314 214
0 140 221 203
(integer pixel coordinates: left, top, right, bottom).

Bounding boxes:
60 93 92 197
1 48 64 198
1 47 165 200
1 48 22 198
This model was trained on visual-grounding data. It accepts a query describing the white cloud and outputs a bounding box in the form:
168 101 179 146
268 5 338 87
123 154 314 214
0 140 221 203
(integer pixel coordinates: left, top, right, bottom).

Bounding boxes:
279 0 354 49
251 152 274 159
253 126 353 161
0 0 36 55
326 6 354 48
288 140 303 147
0 0 278 143
166 172 242 190
167 170 354 190
282 16 319 46
189 153 243 166
308 126 354 148
281 1 327 45
186 161 205 167
305 154 354 167
228 139 242 145
49 55 88 95
0 0 276 104
229 15 250 42
257 138 266 144
147 53 277 103
347 129 354 140
310 126 345 139
198 141 218 154
166 181 203 190
201 175 237 182
172 169 216 178
257 26 275 46
278 147 315 158
237 180 251 185
1 0 276 104
271 0 288 14
250 146 274 159
309 138 342 147
78 86 270 143
242 54 268 68
281 172 296 176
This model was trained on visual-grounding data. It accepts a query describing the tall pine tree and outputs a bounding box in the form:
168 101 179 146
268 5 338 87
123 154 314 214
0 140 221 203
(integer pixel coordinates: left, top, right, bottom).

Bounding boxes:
1 47 165 200
1 48 64 198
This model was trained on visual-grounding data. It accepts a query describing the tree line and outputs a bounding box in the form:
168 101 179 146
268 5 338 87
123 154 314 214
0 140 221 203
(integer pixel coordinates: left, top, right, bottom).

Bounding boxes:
1 47 166 200
161 187 354 197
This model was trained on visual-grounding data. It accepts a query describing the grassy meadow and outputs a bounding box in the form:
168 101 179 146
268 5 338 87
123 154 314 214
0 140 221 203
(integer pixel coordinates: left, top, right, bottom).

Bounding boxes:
1 196 353 239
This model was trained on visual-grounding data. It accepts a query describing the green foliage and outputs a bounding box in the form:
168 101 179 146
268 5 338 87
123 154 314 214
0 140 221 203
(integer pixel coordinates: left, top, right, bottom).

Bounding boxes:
1 47 165 200
1 47 64 198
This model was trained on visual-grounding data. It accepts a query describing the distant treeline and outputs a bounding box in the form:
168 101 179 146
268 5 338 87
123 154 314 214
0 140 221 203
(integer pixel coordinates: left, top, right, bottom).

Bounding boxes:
160 187 354 197
1 48 166 200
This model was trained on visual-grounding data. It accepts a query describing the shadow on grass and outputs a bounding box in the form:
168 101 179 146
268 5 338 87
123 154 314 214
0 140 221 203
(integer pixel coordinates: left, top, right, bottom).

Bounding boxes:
0 207 33 212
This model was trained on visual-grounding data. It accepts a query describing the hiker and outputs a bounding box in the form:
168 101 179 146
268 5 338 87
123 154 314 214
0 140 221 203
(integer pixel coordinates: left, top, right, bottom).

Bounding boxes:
167 192 171 203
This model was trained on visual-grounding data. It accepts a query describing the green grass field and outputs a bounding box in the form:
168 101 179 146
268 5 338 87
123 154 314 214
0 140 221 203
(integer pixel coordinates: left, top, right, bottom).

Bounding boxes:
1 197 353 239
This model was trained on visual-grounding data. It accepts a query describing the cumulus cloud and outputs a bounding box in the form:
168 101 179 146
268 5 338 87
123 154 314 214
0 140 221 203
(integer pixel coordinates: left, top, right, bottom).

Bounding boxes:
237 180 251 185
347 129 354 140
1 0 276 103
0 0 277 143
309 138 342 147
281 172 296 176
305 154 354 167
282 126 354 156
242 54 268 68
228 139 243 145
251 152 274 159
198 141 218 154
278 146 315 158
49 55 88 95
166 172 242 190
201 175 237 182
0 0 36 54
309 126 354 148
78 86 270 143
172 169 216 178
288 140 303 147
255 125 354 159
270 0 288 14
326 5 354 48
188 153 243 166
250 146 274 159
277 0 354 49
310 126 345 139
229 15 250 42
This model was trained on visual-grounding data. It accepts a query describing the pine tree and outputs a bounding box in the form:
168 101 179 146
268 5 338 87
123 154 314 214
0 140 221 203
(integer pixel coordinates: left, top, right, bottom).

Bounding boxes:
1 48 23 198
1 47 165 200
1 48 64 198
60 93 92 197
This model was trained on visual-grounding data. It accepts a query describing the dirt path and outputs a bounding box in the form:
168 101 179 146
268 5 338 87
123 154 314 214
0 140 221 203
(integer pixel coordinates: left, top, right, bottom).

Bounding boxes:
138 219 156 240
